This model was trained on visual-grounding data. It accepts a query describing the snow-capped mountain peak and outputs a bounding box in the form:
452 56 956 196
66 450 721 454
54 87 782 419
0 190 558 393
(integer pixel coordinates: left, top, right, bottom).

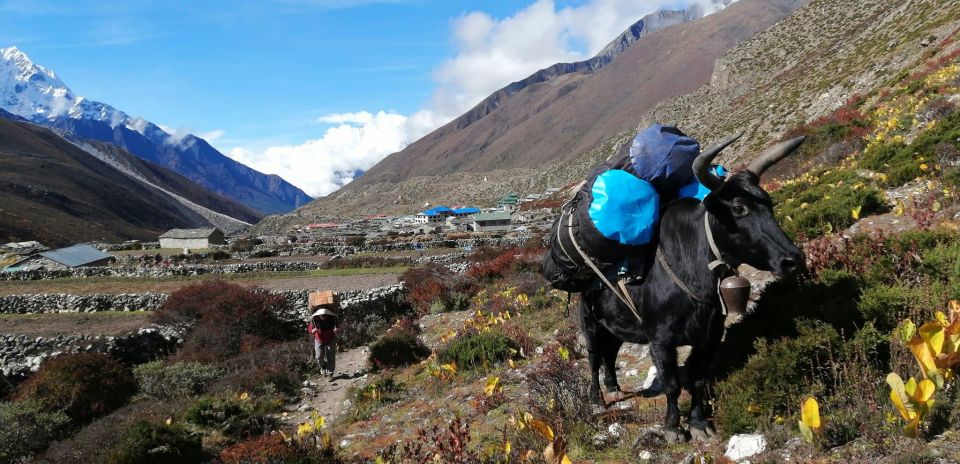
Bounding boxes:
0 46 130 127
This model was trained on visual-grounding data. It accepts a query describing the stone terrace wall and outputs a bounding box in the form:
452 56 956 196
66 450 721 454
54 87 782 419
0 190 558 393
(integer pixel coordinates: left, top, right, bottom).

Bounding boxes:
0 285 405 315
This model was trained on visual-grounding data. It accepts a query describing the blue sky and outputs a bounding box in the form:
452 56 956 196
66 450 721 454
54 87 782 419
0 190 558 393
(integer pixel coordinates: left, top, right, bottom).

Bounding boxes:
0 0 722 195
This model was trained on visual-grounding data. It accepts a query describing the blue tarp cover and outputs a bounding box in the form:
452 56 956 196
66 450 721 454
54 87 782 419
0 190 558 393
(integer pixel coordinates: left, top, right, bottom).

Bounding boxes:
588 170 659 246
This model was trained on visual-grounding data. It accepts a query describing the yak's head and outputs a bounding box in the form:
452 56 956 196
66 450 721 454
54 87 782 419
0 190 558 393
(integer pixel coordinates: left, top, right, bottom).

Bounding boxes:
692 134 806 277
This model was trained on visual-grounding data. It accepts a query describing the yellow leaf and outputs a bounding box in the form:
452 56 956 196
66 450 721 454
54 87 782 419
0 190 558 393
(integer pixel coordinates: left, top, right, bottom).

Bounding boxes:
914 379 936 403
528 418 554 441
878 173 889 183
297 422 314 437
920 163 929 171
505 441 512 454
918 322 946 356
557 346 570 361
908 335 938 375
239 392 250 400
747 404 763 414
887 372 915 421
798 421 814 443
895 200 906 216
801 397 821 431
851 205 862 220
485 376 501 396
933 201 942 212
508 359 517 369
800 202 809 209
164 417 173 426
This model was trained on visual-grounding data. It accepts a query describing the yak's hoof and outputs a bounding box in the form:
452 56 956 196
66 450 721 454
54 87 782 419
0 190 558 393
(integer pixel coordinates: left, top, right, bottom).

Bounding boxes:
662 426 689 444
689 422 717 442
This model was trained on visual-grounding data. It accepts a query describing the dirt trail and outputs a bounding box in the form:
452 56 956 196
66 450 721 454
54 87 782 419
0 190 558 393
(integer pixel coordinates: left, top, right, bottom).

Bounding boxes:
279 346 371 427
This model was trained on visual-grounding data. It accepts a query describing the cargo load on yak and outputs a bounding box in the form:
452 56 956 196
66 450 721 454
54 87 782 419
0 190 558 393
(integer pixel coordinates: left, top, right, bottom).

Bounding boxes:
542 124 728 293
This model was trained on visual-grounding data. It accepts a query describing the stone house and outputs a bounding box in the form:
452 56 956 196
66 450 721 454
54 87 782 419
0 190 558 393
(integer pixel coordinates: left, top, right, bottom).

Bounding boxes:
472 211 513 233
158 228 226 250
4 244 113 271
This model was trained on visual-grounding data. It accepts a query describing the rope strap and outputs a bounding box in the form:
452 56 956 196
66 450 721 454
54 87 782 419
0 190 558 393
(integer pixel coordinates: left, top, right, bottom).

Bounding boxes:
564 211 642 322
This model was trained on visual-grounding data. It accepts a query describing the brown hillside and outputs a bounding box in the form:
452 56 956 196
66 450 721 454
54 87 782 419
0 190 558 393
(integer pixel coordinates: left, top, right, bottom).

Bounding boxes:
355 0 802 184
0 118 217 246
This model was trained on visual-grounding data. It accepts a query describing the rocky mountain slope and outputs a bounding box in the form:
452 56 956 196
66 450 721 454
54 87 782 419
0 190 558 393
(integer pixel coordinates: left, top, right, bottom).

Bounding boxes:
0 115 257 246
0 46 311 215
254 0 804 229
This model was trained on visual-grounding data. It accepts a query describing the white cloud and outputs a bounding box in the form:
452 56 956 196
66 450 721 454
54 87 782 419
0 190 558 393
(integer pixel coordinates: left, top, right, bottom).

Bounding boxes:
228 111 429 197
228 0 736 197
197 129 225 142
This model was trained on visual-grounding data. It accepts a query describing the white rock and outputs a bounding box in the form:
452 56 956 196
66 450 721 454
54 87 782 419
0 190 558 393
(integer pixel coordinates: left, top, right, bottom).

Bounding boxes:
625 369 638 377
638 450 653 460
725 433 767 461
641 366 659 390
608 422 627 438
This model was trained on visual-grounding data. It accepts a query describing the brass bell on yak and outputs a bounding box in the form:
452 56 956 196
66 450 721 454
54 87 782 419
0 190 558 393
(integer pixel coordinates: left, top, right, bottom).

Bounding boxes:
719 276 751 314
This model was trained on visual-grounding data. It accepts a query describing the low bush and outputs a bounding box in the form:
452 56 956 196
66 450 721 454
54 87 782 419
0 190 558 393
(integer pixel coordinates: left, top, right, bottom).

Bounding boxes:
438 329 518 371
40 398 191 463
0 400 71 461
215 339 316 397
105 420 207 464
715 322 841 435
152 280 298 362
134 361 224 401
368 319 431 369
219 433 297 463
184 395 276 438
220 432 346 464
16 352 136 424
773 168 886 240
352 376 406 420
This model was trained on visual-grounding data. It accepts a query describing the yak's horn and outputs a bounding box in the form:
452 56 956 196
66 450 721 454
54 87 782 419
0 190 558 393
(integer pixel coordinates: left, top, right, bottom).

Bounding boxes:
693 132 743 191
747 136 806 177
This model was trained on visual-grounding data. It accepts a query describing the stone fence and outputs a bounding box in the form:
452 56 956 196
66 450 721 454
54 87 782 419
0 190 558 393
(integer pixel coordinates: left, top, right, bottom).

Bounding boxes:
0 284 405 316
0 284 408 382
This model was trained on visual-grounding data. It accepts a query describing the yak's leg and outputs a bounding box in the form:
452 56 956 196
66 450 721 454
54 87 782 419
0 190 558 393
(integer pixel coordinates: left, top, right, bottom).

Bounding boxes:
601 337 623 393
579 300 605 405
684 344 718 442
651 342 687 444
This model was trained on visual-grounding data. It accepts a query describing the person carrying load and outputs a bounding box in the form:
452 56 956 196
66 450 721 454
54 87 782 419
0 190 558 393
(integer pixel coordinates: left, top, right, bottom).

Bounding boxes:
307 290 338 378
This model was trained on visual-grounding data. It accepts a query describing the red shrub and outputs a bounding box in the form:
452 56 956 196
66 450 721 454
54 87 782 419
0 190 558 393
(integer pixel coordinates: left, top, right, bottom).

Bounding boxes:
219 434 297 464
401 265 457 312
16 352 136 424
153 280 297 362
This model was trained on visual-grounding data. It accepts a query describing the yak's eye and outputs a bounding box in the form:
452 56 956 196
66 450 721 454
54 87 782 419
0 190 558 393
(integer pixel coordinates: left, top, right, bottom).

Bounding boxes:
732 203 749 217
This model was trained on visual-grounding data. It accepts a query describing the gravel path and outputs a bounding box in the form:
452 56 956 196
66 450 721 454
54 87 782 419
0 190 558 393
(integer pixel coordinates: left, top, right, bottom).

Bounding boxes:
278 346 371 426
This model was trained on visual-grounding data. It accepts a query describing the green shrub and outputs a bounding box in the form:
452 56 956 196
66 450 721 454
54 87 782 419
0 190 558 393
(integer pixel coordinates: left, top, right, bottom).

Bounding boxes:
184 396 275 438
773 168 885 240
368 320 431 369
857 284 921 332
0 400 71 461
16 352 136 424
134 361 223 401
715 322 841 435
105 420 206 464
438 330 518 371
352 376 406 420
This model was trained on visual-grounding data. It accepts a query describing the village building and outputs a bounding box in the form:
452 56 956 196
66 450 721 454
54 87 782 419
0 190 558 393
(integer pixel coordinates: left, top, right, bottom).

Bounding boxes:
472 211 513 232
416 206 454 224
158 228 226 250
4 244 113 271
497 193 519 211
446 216 472 232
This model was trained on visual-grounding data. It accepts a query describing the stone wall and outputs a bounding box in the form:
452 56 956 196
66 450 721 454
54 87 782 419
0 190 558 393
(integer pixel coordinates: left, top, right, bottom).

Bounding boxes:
0 284 409 383
1 324 187 382
0 284 406 315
